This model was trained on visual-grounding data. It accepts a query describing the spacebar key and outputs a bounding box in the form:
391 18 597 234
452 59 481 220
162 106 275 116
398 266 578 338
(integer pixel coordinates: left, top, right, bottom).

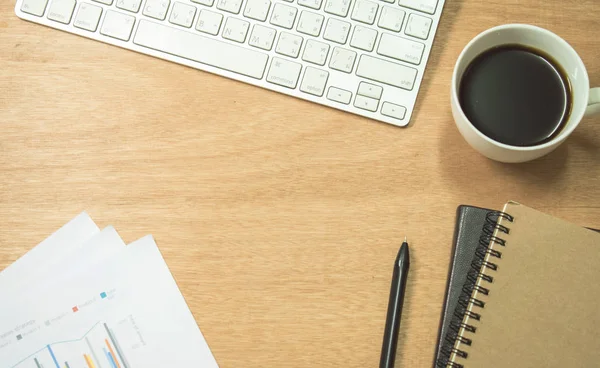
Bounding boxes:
134 20 269 79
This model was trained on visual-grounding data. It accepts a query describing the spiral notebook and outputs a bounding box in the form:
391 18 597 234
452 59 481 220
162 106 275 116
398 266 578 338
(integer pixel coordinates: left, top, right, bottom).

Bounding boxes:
447 201 600 368
434 205 496 367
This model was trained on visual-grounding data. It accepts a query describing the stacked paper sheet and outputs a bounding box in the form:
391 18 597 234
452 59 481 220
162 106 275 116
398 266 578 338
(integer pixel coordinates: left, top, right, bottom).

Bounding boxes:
0 212 219 368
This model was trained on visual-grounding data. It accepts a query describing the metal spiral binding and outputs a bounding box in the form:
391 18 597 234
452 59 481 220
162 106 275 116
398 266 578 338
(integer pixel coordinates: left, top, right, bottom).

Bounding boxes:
436 211 514 368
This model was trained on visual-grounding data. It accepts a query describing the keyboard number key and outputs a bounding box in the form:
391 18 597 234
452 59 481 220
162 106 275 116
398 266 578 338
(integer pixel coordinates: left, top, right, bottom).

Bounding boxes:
243 0 271 21
405 13 432 39
275 32 303 58
169 2 197 27
296 11 324 37
300 67 329 97
381 102 406 119
196 9 223 35
249 24 277 50
267 57 302 89
270 3 297 29
217 0 243 14
101 10 135 41
349 25 377 51
74 2 103 31
354 95 378 111
329 46 356 73
116 0 142 13
377 6 404 32
143 0 170 20
323 18 350 44
398 0 437 14
351 0 378 25
47 0 76 23
324 0 351 17
302 39 329 65
21 0 49 16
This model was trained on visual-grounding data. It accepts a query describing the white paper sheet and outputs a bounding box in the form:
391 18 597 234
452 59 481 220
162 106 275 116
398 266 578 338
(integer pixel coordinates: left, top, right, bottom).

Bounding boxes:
17 226 127 299
0 212 99 293
0 235 219 368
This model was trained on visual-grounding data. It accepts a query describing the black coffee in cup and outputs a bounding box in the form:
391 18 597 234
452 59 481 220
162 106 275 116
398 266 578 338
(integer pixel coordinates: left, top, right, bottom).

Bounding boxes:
459 44 572 147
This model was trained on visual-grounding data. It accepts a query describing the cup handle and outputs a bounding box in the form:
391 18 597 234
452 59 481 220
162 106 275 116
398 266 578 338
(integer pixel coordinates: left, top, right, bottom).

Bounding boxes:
586 87 600 116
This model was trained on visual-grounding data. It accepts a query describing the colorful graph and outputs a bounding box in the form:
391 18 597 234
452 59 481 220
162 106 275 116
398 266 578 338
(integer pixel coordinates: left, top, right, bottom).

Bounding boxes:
11 322 129 368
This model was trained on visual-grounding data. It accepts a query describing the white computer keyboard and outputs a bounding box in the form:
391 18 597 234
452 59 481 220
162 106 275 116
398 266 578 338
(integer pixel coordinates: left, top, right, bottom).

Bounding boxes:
15 0 444 126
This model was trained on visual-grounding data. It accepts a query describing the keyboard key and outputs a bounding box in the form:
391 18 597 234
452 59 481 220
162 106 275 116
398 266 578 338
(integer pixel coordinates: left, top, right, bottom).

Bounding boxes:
379 0 393 3
350 0 378 25
356 55 417 90
21 0 48 16
349 25 377 51
302 39 329 65
323 18 350 44
296 11 324 37
267 57 302 88
298 0 322 9
249 24 277 50
134 20 269 79
300 67 329 96
223 17 250 42
381 102 406 119
324 0 352 17
170 2 196 28
357 82 382 99
398 0 437 14
101 10 135 41
405 13 432 39
116 0 142 13
196 9 223 35
243 0 271 21
377 6 404 32
93 0 112 4
329 46 356 73
327 86 352 104
354 94 378 111
143 0 170 20
377 33 424 64
270 3 297 29
47 0 76 24
191 0 214 6
217 0 243 14
74 2 102 31
275 32 303 58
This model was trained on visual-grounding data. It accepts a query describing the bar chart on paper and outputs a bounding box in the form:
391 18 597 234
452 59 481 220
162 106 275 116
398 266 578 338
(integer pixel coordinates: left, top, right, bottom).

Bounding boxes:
1 235 219 368
11 321 132 368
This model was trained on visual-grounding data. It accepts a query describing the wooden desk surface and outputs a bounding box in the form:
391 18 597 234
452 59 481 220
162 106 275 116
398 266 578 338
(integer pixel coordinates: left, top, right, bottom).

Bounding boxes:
1 0 599 366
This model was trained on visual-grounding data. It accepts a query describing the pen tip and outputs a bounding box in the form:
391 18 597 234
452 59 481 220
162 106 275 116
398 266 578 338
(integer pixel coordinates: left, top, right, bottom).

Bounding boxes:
404 236 407 243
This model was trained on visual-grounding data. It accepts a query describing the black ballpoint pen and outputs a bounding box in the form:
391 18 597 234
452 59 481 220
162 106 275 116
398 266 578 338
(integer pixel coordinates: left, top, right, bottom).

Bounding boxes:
380 237 410 368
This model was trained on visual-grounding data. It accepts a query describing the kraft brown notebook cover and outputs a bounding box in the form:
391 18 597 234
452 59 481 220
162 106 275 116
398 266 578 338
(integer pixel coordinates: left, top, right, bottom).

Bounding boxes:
448 201 600 368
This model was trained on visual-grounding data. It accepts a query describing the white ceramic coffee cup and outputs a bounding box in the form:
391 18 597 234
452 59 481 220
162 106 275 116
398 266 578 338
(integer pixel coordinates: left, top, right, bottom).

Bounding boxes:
451 24 600 163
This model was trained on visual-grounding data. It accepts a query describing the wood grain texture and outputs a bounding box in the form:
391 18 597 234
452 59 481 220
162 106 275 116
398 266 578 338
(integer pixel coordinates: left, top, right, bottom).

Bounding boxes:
1 0 599 366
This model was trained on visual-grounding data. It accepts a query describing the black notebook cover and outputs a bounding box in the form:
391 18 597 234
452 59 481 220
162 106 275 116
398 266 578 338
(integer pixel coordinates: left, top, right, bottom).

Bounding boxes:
433 205 495 367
